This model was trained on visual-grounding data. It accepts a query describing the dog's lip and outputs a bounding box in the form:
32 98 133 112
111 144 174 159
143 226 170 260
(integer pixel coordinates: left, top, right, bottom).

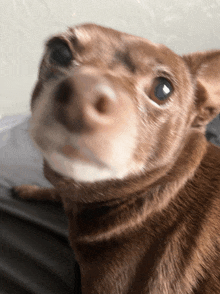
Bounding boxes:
61 144 85 159
60 144 108 168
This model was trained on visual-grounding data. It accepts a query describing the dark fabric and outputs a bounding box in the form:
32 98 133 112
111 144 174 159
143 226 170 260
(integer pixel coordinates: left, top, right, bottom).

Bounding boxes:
0 115 219 294
206 114 220 146
0 186 81 294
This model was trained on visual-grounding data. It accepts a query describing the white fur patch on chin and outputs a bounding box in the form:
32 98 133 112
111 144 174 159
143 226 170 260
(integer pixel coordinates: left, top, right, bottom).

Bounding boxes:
44 152 123 183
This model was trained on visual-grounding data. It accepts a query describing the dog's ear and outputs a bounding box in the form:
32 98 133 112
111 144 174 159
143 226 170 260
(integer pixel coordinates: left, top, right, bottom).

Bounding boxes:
183 51 220 127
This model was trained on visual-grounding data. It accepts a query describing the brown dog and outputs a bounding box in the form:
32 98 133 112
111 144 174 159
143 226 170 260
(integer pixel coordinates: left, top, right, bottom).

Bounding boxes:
14 23 220 293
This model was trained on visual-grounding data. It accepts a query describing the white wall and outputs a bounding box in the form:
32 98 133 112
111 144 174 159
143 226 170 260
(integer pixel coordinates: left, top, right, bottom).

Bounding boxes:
1 0 220 117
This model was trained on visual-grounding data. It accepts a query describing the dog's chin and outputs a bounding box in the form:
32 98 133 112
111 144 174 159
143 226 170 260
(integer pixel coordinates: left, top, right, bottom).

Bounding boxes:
43 151 129 183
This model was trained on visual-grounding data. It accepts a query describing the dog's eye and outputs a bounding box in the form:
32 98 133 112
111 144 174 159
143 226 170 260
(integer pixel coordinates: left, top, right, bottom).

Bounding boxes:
149 77 173 105
49 40 72 67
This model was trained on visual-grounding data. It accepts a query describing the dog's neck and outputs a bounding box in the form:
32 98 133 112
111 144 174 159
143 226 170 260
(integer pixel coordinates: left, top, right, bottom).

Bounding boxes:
44 131 209 293
62 130 207 236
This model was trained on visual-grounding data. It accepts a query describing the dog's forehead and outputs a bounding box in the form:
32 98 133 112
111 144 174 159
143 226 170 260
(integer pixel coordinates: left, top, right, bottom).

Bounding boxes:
68 24 182 73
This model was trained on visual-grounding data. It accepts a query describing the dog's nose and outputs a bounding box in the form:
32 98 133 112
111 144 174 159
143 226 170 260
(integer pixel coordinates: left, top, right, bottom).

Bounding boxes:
54 68 119 132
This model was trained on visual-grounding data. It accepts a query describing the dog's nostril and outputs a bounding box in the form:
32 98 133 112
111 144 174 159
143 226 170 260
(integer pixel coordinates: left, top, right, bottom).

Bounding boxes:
94 84 116 115
95 95 109 114
54 80 73 104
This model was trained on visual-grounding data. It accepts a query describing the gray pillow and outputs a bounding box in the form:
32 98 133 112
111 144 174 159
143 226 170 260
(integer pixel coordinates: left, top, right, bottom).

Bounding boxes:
0 114 51 188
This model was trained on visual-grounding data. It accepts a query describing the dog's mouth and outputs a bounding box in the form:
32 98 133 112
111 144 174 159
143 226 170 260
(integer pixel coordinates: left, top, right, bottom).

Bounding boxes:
42 142 121 183
30 119 108 169
59 144 108 169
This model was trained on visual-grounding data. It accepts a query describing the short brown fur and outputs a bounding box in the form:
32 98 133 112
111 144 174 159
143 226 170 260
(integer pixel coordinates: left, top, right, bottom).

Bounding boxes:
14 24 220 293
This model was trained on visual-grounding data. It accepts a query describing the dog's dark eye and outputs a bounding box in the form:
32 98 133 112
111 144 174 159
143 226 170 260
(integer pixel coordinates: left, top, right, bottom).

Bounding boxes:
149 77 173 105
49 40 72 67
